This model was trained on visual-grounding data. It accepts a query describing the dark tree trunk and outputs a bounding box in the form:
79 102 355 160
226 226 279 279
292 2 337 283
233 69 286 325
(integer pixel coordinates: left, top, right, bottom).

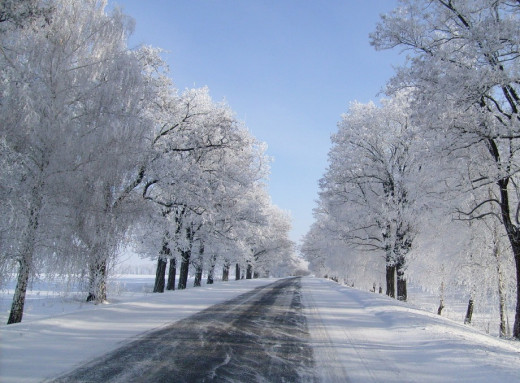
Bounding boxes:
512 238 520 338
489 151 520 338
178 250 190 290
437 300 445 316
154 238 171 293
235 263 240 281
386 264 396 299
464 299 474 324
178 228 193 290
167 258 176 291
394 232 410 302
193 244 204 287
246 263 252 279
384 234 395 299
222 262 229 281
153 258 167 293
194 265 202 287
396 267 407 301
253 271 259 279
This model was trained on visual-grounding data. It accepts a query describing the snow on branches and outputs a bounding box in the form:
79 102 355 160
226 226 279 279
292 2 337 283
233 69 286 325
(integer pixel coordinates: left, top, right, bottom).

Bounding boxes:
0 0 293 324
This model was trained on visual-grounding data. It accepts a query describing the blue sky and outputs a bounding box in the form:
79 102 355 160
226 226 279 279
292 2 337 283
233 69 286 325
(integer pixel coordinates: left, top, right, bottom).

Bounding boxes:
108 0 402 244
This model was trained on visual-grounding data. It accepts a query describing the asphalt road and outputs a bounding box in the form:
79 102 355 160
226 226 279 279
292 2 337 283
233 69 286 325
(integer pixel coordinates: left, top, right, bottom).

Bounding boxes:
51 277 317 383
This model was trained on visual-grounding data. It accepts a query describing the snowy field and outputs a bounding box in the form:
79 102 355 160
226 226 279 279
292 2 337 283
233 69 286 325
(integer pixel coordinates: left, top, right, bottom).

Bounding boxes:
1 275 520 382
0 274 161 324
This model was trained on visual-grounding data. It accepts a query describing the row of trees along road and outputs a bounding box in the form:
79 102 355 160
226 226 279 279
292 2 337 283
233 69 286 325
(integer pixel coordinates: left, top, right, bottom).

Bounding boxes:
303 0 520 339
0 0 295 325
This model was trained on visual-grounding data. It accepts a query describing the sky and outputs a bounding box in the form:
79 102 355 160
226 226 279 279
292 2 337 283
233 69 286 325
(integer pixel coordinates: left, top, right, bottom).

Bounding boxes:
107 0 403 244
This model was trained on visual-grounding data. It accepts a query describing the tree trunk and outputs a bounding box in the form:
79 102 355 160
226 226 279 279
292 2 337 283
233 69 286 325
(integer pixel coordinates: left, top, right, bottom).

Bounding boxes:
396 267 407 301
437 299 445 316
207 254 217 285
506 234 520 337
194 265 202 287
235 263 240 281
491 229 509 337
178 249 190 290
386 264 395 298
498 264 508 337
513 246 520 338
384 239 396 299
7 254 32 324
153 257 167 293
86 258 107 303
253 271 259 279
246 263 252 279
166 258 176 291
193 243 204 287
155 237 171 293
464 298 474 325
437 281 445 316
178 228 193 290
8 183 42 324
494 175 520 338
498 279 508 337
222 262 229 281
394 231 410 302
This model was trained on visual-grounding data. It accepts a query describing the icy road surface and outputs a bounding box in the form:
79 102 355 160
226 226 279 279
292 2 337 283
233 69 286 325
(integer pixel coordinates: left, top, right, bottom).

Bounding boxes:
51 277 317 382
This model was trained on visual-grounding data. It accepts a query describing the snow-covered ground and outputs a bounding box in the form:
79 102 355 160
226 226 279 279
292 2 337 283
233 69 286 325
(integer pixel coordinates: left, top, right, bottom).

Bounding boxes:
1 276 519 382
0 274 164 324
0 276 278 382
302 278 520 382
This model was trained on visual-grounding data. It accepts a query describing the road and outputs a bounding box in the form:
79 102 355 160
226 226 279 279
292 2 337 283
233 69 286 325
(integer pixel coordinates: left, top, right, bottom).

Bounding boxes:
51 277 317 383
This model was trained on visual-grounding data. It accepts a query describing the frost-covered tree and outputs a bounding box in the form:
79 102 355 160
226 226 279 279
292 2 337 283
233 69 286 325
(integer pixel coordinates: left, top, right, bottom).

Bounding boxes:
1 0 156 321
0 0 50 30
1 0 291 324
314 94 423 300
137 85 289 290
372 0 520 338
302 208 385 290
246 202 294 278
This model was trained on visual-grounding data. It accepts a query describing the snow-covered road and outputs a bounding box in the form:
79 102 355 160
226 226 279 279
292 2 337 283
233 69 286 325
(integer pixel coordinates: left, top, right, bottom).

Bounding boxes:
1 276 520 382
